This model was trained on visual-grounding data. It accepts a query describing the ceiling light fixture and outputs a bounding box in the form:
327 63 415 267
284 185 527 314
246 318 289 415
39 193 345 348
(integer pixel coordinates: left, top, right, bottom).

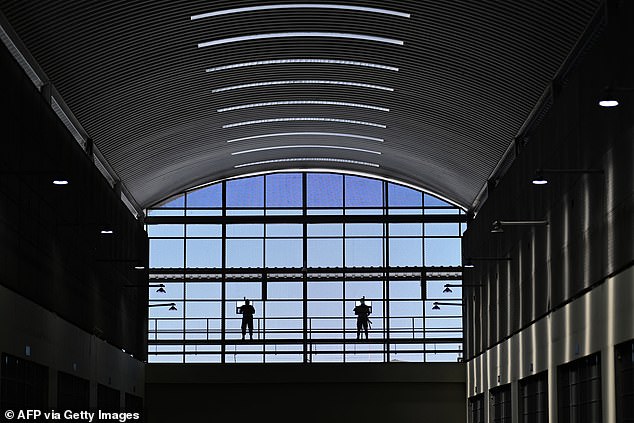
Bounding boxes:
226 132 384 143
198 32 404 48
148 302 177 311
191 4 410 20
234 157 380 168
52 179 69 185
231 145 381 155
205 59 399 73
432 301 463 310
443 283 483 293
217 100 389 113
212 80 393 93
223 118 386 129
598 86 634 107
531 168 604 185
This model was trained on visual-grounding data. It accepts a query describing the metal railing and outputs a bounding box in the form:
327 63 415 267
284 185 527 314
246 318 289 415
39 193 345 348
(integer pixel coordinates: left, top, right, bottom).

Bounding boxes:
148 315 463 361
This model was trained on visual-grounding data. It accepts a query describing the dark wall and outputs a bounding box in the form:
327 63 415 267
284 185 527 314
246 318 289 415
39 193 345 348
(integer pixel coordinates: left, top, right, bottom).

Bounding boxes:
463 0 634 359
0 43 148 358
146 363 466 423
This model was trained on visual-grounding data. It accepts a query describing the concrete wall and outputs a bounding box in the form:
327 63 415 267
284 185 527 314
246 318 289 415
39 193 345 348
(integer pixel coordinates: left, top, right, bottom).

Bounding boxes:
463 1 634 421
0 284 145 409
0 36 148 360
0 21 148 411
146 362 466 423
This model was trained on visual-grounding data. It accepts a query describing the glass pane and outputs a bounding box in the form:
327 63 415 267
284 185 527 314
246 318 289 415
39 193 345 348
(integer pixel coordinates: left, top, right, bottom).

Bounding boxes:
185 283 221 300
226 239 263 267
147 224 184 237
390 300 423 317
424 194 451 207
308 301 342 317
389 223 423 236
185 301 221 318
425 223 459 236
345 175 383 207
308 239 343 267
345 281 382 302
265 301 303 318
308 281 343 299
150 239 184 268
186 184 222 208
345 238 383 267
226 176 264 208
226 282 261 301
390 281 422 299
388 183 422 206
186 239 222 268
345 223 383 237
266 224 302 237
424 238 461 266
227 224 264 238
307 173 343 207
267 282 302 299
265 239 303 267
186 224 221 237
147 209 184 217
389 238 422 266
266 173 302 207
307 224 343 237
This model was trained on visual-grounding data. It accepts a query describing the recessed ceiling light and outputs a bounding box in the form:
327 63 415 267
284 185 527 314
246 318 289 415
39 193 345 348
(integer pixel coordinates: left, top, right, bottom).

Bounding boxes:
205 59 399 73
218 100 389 113
212 80 393 93
198 32 403 48
226 132 384 143
191 4 410 20
234 157 380 168
52 179 69 185
598 100 619 107
100 229 114 235
231 145 381 155
223 118 386 128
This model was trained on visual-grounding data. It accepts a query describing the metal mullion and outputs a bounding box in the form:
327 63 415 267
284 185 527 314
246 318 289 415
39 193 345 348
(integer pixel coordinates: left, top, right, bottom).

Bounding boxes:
220 180 227 363
182 195 187 363
145 213 466 225
421 207 427 362
302 172 308 363
383 180 390 361
263 175 267 364
342 175 347 362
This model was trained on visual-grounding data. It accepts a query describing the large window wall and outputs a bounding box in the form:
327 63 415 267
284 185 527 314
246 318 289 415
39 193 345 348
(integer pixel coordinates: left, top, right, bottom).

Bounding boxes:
146 172 466 363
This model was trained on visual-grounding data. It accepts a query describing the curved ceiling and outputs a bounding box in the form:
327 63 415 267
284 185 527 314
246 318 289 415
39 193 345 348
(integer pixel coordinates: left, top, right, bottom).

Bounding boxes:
0 0 601 210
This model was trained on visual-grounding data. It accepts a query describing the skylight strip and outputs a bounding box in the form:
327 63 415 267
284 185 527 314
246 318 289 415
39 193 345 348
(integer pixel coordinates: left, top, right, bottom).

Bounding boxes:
231 145 381 155
212 80 393 93
191 4 410 20
226 132 384 143
218 101 389 113
205 59 399 73
223 118 386 129
198 32 403 48
234 158 380 168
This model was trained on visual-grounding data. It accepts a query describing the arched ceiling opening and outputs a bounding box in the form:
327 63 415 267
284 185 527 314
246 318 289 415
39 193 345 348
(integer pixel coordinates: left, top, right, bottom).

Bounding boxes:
0 0 601 210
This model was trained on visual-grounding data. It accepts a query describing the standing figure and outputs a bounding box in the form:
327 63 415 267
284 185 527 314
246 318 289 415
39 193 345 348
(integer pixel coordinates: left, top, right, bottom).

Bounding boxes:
353 296 372 339
238 298 256 340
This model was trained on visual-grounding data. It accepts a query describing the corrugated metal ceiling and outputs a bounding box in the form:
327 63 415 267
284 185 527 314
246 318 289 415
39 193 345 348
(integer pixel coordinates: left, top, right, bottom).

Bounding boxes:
0 0 602 209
